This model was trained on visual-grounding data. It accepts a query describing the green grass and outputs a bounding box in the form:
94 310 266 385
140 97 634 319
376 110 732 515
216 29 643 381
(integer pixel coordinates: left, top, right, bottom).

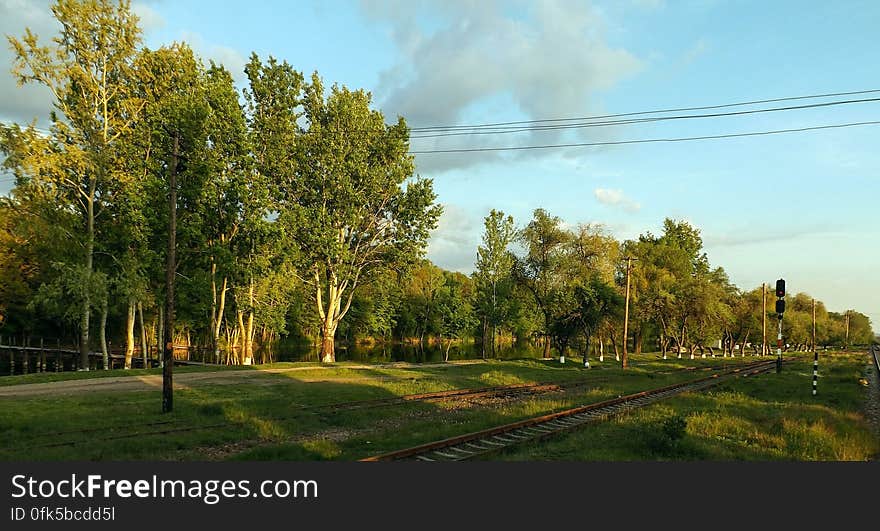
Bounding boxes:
494 352 878 461
0 363 257 386
0 353 873 461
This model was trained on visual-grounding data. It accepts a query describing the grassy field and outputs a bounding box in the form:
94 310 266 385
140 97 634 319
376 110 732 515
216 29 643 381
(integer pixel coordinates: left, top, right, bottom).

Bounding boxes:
0 363 258 386
0 352 875 461
495 351 878 461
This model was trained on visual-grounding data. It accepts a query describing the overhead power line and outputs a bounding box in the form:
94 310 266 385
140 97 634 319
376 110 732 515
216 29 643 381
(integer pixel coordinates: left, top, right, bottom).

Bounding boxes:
408 88 880 132
408 97 880 139
407 120 880 154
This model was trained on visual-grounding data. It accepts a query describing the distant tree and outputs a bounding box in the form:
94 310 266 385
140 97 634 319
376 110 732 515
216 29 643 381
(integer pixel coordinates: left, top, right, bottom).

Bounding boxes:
514 209 571 359
438 272 477 361
474 209 516 357
571 277 624 367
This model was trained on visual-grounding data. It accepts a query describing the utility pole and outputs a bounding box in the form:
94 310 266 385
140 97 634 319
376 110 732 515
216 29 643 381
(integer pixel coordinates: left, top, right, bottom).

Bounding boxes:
762 283 767 357
622 257 637 369
163 132 179 414
844 312 850 350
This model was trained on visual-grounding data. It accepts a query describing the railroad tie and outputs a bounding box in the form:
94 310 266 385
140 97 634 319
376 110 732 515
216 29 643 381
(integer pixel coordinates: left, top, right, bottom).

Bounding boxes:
433 450 463 460
447 446 474 457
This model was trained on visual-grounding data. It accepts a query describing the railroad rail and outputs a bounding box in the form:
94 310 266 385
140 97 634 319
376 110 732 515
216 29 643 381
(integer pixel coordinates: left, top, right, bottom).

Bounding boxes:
361 358 781 462
871 344 880 378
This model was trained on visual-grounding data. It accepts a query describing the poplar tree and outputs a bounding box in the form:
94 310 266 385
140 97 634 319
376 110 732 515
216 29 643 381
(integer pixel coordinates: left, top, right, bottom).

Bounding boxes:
6 0 144 369
281 75 441 362
474 209 515 357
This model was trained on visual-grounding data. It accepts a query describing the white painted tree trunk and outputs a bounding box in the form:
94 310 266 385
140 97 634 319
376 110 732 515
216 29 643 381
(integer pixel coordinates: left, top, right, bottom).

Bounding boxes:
124 300 135 369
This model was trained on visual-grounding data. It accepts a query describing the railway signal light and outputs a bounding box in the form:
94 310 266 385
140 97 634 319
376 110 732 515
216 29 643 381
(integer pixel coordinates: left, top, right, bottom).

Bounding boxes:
775 277 785 373
776 299 785 314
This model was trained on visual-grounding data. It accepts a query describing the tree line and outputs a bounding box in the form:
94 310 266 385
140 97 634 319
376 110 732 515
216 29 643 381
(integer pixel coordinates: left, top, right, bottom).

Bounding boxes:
0 0 438 366
0 1 873 371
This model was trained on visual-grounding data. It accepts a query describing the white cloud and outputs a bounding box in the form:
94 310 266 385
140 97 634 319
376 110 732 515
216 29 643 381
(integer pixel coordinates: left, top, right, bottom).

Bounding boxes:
594 187 640 212
132 1 166 32
426 204 481 273
361 0 642 174
179 31 248 81
0 0 58 126
0 1 167 126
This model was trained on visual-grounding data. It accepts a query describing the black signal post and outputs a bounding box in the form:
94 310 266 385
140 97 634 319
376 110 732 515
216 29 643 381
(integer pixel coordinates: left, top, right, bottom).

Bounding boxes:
775 278 785 373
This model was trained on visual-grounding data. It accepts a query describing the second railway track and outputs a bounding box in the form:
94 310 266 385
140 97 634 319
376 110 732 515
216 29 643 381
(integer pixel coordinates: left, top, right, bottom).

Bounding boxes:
361 358 782 462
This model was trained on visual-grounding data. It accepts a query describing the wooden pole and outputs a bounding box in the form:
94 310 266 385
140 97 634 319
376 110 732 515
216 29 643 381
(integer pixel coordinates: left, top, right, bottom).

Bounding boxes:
163 132 179 414
622 257 636 369
844 312 849 350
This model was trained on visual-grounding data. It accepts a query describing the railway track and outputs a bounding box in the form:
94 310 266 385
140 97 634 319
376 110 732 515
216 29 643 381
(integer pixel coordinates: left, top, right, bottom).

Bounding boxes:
2 359 770 452
361 358 781 462
870 345 880 383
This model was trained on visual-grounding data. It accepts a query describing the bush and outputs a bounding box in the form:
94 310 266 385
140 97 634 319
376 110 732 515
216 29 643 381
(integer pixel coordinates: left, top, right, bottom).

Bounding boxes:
648 415 689 457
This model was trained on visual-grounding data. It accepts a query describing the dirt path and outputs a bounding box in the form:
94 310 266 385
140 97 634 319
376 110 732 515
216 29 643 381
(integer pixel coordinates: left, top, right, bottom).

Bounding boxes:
0 360 488 398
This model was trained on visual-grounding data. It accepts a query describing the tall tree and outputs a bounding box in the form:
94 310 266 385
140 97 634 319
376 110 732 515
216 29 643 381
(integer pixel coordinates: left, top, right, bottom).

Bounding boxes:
280 75 441 362
7 0 144 369
514 209 571 359
474 209 516 357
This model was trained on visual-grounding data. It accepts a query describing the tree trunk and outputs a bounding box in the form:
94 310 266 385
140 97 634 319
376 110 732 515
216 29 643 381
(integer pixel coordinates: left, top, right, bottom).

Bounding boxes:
634 327 643 355
124 300 135 369
210 262 228 364
491 323 496 358
80 177 96 371
157 304 164 365
598 337 604 362
245 311 255 365
444 338 452 362
100 296 109 370
138 302 148 367
236 310 246 364
583 336 590 368
215 276 227 363
320 322 337 363
481 317 488 359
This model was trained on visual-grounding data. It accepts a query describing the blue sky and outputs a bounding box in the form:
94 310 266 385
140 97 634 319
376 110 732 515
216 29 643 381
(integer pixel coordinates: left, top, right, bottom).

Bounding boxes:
1 0 878 327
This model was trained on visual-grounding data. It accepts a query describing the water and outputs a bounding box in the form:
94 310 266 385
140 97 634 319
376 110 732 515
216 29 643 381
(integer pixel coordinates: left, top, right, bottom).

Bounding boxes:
274 341 548 364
